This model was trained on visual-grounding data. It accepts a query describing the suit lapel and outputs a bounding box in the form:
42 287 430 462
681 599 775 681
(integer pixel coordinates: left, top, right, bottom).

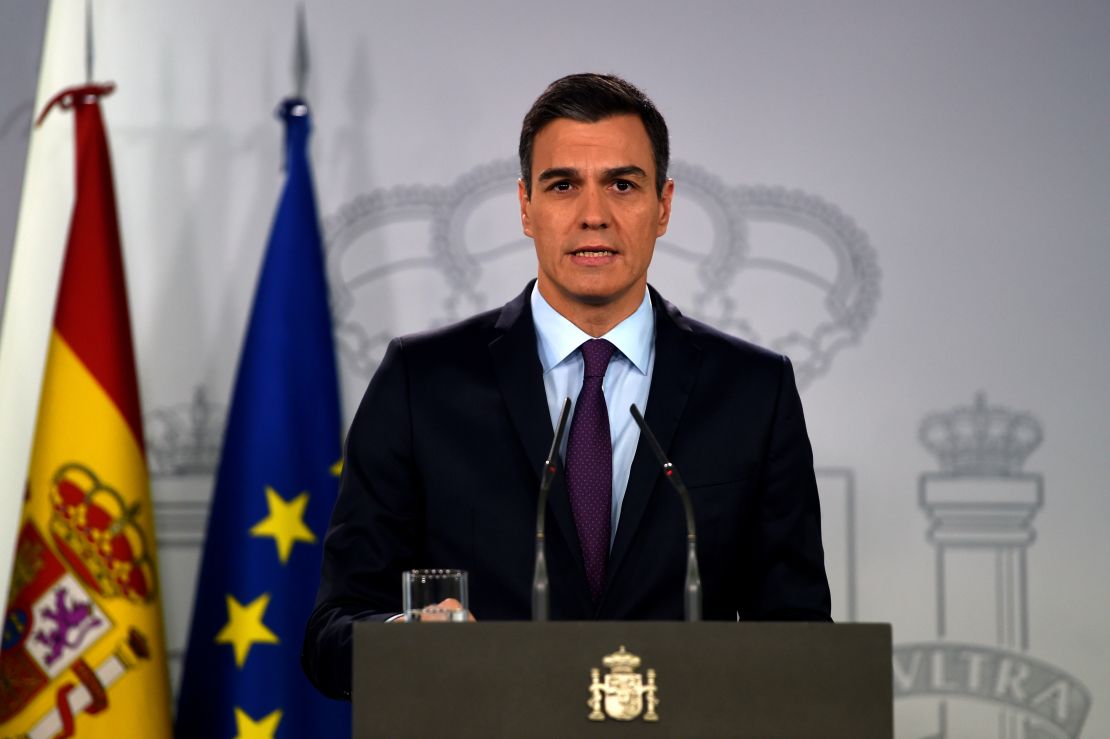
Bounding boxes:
606 288 702 589
488 283 589 590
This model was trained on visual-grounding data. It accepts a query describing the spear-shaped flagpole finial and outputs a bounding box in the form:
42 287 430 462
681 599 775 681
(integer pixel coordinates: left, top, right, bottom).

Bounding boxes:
85 0 94 83
294 3 310 99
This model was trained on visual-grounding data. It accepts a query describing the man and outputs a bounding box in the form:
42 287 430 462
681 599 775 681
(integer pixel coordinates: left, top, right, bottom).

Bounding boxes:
302 74 831 700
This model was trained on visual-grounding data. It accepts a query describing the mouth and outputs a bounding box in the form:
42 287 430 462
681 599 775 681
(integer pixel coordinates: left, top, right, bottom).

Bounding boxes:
569 247 618 258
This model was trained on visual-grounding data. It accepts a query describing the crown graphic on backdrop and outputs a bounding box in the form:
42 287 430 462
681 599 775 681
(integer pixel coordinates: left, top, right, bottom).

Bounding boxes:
322 159 880 391
144 386 225 477
918 392 1043 476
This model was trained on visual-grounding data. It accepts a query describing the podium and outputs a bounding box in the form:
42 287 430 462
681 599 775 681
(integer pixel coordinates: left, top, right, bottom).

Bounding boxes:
353 622 892 738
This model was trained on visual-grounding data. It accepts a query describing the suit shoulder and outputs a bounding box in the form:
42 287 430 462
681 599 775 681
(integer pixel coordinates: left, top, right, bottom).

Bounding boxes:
392 306 502 358
392 283 533 358
678 312 788 372
652 286 785 369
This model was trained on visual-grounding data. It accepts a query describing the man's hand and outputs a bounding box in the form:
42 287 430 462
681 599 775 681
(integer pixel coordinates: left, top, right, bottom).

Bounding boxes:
421 598 476 621
390 598 476 622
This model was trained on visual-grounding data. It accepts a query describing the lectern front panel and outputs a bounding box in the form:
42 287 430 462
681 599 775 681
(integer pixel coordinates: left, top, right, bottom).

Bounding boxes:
352 621 892 738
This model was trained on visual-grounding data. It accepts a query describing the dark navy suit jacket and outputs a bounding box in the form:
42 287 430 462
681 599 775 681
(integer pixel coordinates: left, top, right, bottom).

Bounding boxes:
302 282 831 699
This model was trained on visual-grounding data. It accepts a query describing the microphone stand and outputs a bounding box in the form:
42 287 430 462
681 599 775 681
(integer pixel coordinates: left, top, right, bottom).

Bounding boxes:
532 397 572 621
630 403 702 622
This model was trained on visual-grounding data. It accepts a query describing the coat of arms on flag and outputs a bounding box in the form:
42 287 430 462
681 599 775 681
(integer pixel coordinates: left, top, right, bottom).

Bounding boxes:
1 463 163 736
1 469 156 721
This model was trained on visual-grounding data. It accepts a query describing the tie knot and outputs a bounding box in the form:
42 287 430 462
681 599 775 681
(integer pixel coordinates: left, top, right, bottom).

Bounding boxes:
580 339 616 378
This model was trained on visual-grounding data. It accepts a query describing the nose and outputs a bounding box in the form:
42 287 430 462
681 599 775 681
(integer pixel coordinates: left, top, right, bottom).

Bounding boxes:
578 183 610 230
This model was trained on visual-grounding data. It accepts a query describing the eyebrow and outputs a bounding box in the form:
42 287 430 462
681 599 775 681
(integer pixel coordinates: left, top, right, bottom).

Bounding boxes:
536 165 650 183
604 165 648 181
537 167 579 182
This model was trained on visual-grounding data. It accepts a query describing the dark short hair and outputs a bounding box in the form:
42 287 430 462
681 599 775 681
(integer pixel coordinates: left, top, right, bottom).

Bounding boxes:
518 73 670 198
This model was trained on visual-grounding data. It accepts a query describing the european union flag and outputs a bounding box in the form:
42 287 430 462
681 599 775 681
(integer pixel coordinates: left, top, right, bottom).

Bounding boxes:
176 99 348 738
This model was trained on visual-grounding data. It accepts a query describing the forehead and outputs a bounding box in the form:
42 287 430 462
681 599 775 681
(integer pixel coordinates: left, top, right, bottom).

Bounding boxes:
531 114 654 172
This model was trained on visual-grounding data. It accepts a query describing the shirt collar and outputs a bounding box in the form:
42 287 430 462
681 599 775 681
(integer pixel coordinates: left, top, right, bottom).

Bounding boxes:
530 283 654 375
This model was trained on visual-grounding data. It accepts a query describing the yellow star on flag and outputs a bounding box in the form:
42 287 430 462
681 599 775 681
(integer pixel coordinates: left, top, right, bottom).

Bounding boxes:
249 485 316 564
330 458 343 476
215 593 279 668
232 706 283 739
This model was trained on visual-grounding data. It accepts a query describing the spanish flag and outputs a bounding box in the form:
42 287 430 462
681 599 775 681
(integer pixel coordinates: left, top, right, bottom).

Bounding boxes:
0 84 172 737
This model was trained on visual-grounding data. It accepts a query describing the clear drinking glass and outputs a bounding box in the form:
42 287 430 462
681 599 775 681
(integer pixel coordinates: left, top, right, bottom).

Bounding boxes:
402 569 469 622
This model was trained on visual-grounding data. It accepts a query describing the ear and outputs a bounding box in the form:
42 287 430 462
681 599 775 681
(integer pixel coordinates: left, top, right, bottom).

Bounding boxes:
656 178 675 237
518 178 534 238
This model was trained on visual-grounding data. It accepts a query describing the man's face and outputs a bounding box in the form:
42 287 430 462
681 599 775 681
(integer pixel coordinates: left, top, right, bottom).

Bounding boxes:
519 114 674 318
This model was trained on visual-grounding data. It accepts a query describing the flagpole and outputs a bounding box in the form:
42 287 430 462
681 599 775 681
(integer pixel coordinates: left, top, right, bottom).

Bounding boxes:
294 3 308 100
0 0 80 609
85 0 93 83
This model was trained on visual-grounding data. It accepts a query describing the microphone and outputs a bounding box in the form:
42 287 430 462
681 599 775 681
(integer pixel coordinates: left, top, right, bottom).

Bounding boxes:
629 403 702 622
532 397 572 621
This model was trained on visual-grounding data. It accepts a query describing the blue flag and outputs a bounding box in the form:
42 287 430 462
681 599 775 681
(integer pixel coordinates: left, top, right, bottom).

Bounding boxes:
176 99 348 738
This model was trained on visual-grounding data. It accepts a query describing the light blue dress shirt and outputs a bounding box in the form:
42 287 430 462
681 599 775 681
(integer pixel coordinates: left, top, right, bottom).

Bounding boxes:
530 284 655 546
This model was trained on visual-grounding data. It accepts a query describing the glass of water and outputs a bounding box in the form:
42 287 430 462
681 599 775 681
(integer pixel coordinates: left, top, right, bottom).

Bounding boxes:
402 569 469 622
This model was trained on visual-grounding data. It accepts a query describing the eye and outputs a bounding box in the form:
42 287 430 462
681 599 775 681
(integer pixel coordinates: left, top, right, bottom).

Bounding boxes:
612 180 636 193
547 180 573 192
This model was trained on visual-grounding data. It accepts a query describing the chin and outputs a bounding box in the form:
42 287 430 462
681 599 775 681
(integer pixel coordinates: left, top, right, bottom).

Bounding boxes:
566 280 635 307
542 270 641 309
573 291 619 307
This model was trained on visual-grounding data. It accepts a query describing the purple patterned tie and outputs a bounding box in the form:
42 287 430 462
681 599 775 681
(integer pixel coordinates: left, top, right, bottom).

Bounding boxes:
565 338 617 604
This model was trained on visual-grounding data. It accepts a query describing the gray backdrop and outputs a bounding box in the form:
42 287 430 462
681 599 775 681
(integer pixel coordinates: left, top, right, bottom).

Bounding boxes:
2 2 1108 737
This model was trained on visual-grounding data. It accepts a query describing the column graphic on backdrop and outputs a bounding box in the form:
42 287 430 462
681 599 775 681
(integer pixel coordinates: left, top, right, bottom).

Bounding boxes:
894 393 1090 739
144 387 224 692
321 158 881 622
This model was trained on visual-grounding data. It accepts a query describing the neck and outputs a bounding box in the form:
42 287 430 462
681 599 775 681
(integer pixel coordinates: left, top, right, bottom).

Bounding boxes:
536 278 644 337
